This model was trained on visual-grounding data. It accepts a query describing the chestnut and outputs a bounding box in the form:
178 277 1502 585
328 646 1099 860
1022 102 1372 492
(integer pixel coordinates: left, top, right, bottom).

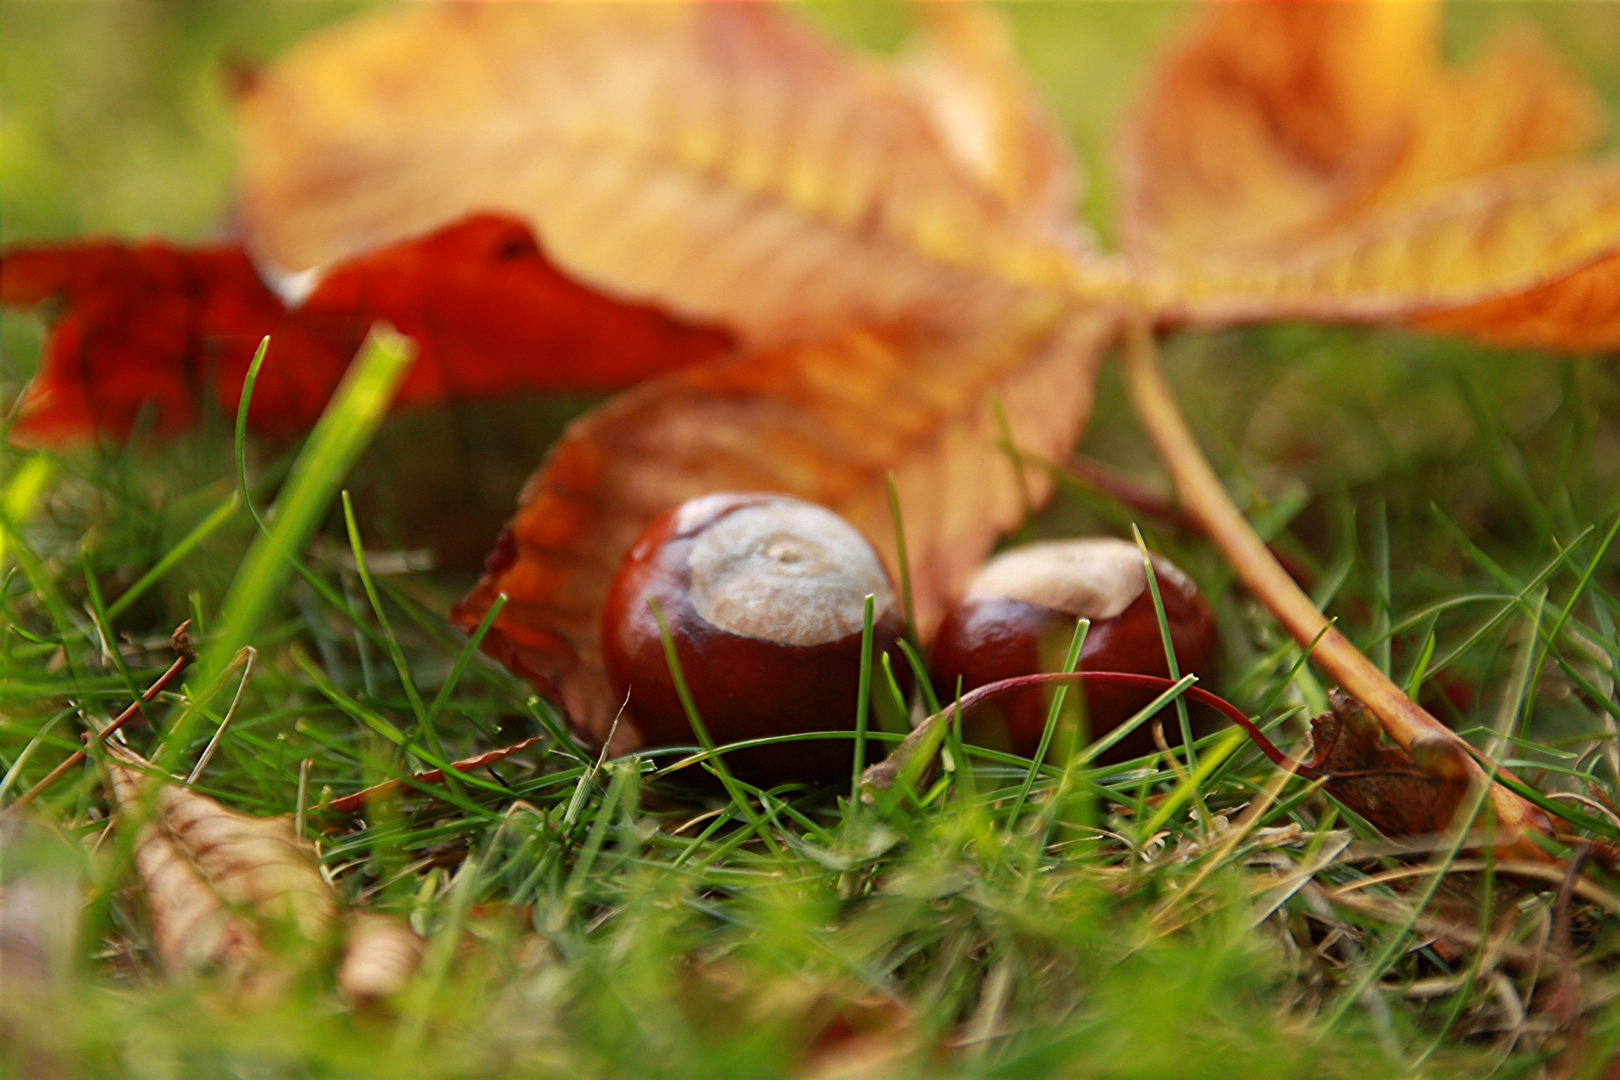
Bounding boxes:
930 538 1218 763
602 493 909 786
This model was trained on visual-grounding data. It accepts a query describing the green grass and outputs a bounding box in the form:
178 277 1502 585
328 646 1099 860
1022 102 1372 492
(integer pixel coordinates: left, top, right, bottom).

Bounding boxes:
5 322 1620 1078
7 4 1620 1078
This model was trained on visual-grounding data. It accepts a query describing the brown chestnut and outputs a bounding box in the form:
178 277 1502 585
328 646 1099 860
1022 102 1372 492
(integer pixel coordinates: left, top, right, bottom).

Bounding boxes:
602 493 909 786
930 538 1218 763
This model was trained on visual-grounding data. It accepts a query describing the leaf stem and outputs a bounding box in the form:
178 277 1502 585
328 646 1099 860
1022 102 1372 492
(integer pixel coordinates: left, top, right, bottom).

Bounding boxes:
1119 315 1551 848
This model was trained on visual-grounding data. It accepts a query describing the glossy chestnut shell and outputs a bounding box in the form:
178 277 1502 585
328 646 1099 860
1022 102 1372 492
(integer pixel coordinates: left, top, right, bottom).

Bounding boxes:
602 492 908 786
930 538 1218 763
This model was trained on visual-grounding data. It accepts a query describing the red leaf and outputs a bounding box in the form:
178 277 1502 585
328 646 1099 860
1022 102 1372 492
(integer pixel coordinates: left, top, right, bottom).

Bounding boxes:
1 213 733 442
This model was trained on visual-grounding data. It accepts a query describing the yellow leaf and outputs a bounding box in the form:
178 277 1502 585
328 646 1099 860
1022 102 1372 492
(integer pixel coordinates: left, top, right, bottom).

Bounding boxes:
1144 159 1620 349
235 3 1108 344
895 4 1080 238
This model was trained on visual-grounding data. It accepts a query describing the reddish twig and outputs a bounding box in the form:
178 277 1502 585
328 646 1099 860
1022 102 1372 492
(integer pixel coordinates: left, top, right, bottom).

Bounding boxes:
4 622 195 816
324 735 546 814
947 669 1310 776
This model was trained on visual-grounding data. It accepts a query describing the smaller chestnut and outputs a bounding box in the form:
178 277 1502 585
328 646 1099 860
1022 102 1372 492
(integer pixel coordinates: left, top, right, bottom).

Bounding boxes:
602 493 909 785
930 538 1218 763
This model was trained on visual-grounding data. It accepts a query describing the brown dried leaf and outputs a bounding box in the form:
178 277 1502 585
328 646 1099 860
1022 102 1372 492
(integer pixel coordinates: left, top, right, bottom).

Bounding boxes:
454 304 1112 746
0 821 83 1078
338 912 426 1009
0 820 81 997
105 748 336 979
1307 691 1475 839
326 735 547 815
235 4 1107 345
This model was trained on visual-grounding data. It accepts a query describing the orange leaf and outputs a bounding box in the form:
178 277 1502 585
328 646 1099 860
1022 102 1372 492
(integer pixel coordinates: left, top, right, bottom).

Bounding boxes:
1125 3 1620 351
1 214 731 441
234 4 1110 346
453 306 1112 748
1124 3 1601 264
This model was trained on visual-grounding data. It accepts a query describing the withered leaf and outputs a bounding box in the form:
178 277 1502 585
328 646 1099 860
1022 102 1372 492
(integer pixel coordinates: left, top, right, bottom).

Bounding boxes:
103 746 423 996
0 820 82 1080
682 961 918 1080
105 747 337 979
1307 690 1475 840
234 3 1109 346
1 214 731 441
1126 3 1620 351
338 912 427 1009
327 735 546 815
454 306 1112 748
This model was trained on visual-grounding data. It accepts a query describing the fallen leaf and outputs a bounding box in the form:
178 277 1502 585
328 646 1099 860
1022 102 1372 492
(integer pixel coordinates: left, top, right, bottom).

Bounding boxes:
0 818 82 997
454 307 1111 747
102 745 424 997
105 746 337 979
1124 3 1601 264
234 4 1108 346
895 4 1078 237
682 961 919 1080
1 213 731 441
338 911 426 1009
1125 3 1620 351
1307 690 1475 840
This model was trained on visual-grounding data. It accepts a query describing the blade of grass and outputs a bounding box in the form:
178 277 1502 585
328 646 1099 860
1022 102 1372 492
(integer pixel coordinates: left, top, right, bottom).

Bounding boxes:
884 473 917 647
851 593 876 803
648 597 785 858
1132 525 1195 770
1008 618 1087 824
106 492 241 620
166 326 413 770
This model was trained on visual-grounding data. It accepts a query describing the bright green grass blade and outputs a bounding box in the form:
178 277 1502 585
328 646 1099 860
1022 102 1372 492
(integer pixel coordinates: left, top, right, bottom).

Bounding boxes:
1139 726 1247 839
169 326 414 765
0 453 53 570
106 490 241 620
884 472 917 646
851 593 876 802
1009 617 1087 824
1132 525 1195 768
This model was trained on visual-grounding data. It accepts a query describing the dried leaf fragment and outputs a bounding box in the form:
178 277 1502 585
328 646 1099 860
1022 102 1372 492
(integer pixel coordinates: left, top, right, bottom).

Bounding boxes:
1307 691 1475 840
326 736 546 815
338 912 426 1009
106 748 336 979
